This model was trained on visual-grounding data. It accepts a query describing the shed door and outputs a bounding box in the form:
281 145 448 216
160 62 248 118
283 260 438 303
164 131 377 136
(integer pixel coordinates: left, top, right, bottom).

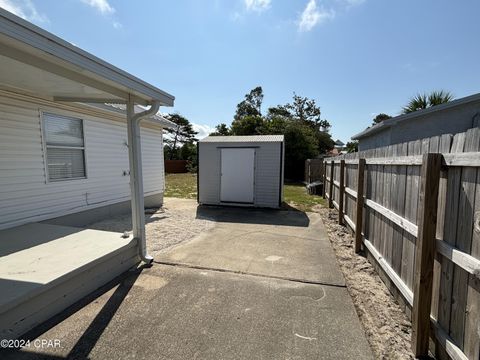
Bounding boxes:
220 148 255 203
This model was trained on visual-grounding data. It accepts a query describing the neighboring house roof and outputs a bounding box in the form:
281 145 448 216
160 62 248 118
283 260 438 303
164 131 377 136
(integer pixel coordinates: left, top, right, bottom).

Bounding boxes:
87 103 176 129
352 92 480 140
0 8 174 106
334 139 345 146
200 135 285 143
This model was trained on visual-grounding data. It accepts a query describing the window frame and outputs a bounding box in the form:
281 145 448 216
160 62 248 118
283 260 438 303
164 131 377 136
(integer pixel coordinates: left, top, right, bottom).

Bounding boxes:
41 111 88 182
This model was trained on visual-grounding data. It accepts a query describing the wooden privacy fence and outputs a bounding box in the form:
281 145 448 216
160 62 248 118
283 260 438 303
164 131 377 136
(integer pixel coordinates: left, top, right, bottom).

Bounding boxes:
323 127 480 360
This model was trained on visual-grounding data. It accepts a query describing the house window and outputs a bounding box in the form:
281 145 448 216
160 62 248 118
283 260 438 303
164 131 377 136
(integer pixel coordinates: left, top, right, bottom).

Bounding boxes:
43 113 86 181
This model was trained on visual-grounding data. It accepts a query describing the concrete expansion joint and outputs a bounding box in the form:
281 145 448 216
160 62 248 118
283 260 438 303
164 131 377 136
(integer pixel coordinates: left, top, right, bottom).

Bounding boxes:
153 260 347 289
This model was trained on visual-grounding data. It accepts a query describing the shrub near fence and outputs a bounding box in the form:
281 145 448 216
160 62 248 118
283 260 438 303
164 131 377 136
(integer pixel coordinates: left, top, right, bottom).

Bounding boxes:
323 127 480 360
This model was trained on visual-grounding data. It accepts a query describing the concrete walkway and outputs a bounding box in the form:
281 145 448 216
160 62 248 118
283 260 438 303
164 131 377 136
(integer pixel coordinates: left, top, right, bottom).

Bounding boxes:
3 200 373 360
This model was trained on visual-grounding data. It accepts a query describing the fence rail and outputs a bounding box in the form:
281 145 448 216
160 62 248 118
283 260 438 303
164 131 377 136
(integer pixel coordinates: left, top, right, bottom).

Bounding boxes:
323 127 480 360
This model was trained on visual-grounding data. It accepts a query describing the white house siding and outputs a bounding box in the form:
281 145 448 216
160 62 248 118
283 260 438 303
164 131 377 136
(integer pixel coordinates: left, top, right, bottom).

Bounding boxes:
0 92 165 230
198 141 283 208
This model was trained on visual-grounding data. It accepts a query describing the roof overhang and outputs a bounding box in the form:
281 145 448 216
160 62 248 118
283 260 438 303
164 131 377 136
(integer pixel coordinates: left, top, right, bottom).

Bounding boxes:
86 103 177 129
352 92 480 140
0 8 174 106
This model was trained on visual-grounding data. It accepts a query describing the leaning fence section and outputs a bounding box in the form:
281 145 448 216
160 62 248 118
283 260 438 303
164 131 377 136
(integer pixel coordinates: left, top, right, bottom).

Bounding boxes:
323 127 480 360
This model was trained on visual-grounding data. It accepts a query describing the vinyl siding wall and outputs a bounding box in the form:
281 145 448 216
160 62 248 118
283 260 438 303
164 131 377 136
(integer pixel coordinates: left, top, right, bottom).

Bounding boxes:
0 92 165 230
198 141 283 208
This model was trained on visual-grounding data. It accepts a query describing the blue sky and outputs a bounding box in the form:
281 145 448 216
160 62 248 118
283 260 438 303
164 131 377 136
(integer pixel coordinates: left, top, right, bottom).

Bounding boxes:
1 0 479 142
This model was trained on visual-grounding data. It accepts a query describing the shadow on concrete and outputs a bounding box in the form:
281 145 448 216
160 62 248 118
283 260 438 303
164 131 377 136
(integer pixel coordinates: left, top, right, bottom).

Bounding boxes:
0 223 83 257
84 211 166 234
2 265 147 360
195 204 309 227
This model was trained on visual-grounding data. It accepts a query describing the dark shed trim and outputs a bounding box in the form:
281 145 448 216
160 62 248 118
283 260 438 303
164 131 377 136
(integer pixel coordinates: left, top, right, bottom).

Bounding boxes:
278 141 283 207
196 142 200 203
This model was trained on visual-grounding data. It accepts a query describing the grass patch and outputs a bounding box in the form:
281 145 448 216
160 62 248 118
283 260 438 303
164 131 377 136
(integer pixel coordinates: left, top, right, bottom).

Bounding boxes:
283 182 326 212
165 173 197 199
165 173 325 212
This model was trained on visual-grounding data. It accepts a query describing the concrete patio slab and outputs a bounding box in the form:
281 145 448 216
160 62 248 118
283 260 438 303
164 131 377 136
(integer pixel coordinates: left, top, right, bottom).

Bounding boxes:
157 206 345 286
4 265 372 360
1 200 373 359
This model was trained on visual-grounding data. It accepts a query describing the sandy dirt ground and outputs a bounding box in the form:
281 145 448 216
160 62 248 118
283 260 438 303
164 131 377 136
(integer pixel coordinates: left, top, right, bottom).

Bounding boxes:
89 198 215 256
315 206 414 360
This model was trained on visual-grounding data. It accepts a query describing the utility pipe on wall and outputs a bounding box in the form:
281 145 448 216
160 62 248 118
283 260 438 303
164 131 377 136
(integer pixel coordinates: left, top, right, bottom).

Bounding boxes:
126 95 160 264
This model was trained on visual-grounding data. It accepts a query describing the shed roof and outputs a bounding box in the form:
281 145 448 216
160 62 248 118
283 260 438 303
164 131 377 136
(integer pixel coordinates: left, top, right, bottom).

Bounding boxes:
352 92 480 140
200 135 284 143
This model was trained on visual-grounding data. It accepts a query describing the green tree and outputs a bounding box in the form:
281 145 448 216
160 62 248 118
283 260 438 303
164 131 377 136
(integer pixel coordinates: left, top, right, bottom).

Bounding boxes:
283 93 331 131
402 90 453 114
234 86 263 120
269 94 333 155
266 106 292 119
346 141 359 153
164 114 198 160
180 142 198 173
317 131 335 154
372 113 392 125
231 115 264 135
283 121 319 179
210 123 231 136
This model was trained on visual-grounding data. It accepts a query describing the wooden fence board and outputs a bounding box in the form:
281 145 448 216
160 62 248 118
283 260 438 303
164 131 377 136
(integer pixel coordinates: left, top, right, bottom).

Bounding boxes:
355 158 365 253
431 134 453 329
463 144 480 358
450 128 479 348
437 132 466 360
365 149 376 245
384 145 395 265
402 140 420 289
392 142 408 275
375 147 386 253
412 153 442 356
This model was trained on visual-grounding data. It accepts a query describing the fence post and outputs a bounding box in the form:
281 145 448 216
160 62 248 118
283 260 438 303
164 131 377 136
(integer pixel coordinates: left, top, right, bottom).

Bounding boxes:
322 161 327 199
329 160 334 208
305 159 310 184
411 153 442 357
354 158 366 253
338 159 345 224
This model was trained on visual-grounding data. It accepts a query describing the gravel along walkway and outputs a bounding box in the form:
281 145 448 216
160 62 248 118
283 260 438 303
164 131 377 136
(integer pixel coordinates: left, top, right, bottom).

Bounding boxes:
88 198 215 256
316 206 414 360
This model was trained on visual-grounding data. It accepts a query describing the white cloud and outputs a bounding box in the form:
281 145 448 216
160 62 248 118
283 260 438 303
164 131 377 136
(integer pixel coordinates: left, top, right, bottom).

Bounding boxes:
81 0 114 14
245 0 271 13
80 0 121 29
0 0 48 23
298 0 334 32
192 123 215 139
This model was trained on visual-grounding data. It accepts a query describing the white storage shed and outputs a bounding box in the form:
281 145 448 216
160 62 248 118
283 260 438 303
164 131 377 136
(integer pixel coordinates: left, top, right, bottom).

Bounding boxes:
198 135 284 208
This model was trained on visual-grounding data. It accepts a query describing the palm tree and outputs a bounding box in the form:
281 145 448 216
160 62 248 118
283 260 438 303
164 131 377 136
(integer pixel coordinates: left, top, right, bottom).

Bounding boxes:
402 90 453 114
428 90 454 106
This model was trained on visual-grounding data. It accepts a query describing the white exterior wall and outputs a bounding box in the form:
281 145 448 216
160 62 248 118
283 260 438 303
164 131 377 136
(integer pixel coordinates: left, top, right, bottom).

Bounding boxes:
198 141 283 208
0 92 165 230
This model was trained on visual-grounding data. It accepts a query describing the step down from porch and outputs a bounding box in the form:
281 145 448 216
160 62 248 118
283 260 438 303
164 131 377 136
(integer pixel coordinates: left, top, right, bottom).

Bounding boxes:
0 223 139 340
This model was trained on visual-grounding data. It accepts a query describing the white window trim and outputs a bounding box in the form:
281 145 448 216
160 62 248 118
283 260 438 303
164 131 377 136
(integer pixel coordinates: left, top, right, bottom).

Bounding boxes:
40 110 88 183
